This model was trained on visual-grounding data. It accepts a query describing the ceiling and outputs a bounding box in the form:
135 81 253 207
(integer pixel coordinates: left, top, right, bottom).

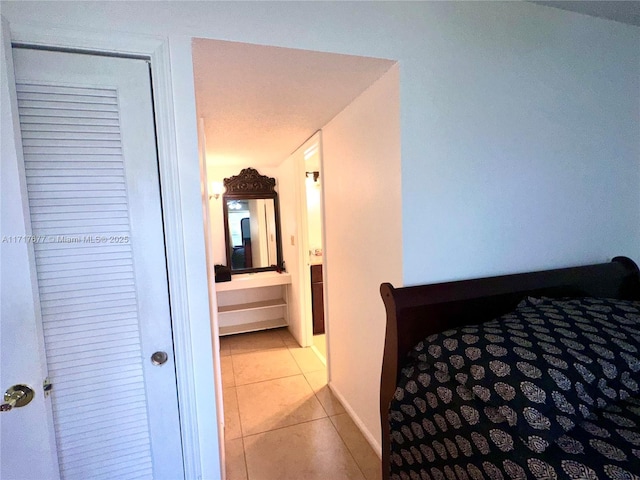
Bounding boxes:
529 1 640 27
192 39 395 168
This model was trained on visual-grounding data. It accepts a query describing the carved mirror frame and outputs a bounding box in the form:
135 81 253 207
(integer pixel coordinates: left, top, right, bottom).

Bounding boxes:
222 168 284 274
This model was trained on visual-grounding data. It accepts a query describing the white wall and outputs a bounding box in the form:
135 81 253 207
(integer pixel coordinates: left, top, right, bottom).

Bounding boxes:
322 64 402 450
3 0 639 457
167 37 221 480
197 118 226 480
396 6 640 284
278 145 308 346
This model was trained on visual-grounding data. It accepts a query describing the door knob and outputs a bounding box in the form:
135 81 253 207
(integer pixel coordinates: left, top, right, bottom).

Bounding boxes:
151 351 168 366
0 384 34 412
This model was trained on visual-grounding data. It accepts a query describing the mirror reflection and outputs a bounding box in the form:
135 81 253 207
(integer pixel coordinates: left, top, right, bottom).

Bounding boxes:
222 167 283 274
226 198 278 270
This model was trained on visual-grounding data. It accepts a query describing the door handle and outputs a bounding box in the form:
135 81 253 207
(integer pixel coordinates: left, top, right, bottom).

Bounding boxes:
0 384 34 412
151 351 168 366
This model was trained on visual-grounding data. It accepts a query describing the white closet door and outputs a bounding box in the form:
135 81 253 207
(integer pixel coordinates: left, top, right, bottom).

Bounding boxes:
12 48 184 480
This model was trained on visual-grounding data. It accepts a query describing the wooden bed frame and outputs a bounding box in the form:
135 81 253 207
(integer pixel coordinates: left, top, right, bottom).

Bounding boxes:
379 256 640 479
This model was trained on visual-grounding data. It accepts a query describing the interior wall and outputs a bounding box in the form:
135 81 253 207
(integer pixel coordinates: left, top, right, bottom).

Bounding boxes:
396 5 640 284
322 64 402 450
196 119 226 479
165 37 221 479
277 145 307 347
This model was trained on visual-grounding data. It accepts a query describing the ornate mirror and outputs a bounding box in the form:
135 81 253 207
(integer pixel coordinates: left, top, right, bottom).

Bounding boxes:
222 168 284 274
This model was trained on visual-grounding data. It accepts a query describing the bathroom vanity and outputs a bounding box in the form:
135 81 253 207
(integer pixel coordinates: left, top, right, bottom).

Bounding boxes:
214 168 290 335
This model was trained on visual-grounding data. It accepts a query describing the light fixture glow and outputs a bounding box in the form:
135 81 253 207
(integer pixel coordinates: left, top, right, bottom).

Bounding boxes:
209 181 225 200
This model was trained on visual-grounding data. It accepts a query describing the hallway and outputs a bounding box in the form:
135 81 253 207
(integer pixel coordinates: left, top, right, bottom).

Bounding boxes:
220 328 381 480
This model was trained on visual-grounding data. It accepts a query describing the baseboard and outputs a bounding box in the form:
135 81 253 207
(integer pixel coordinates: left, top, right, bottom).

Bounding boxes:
310 344 326 366
328 381 382 458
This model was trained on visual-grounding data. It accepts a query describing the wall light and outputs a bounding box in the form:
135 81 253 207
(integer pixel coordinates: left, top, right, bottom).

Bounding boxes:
306 171 320 183
209 181 225 200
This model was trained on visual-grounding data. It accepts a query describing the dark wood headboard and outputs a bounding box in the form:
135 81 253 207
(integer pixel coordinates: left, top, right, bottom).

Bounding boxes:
379 256 640 480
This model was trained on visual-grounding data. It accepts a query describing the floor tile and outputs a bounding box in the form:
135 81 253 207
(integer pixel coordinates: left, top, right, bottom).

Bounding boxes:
330 414 382 480
231 348 301 386
278 327 300 347
236 374 326 436
225 437 248 480
223 387 242 440
225 329 286 355
244 417 365 480
221 355 235 387
288 346 326 373
304 370 346 416
219 336 232 357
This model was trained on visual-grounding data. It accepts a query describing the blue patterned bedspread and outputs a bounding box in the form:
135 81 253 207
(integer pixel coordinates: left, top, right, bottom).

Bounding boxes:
389 297 640 480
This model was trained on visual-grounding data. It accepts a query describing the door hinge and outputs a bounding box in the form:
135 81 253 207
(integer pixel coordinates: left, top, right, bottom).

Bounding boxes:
43 377 53 397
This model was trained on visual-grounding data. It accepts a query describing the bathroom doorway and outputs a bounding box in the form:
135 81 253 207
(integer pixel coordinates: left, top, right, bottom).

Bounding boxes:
291 132 327 361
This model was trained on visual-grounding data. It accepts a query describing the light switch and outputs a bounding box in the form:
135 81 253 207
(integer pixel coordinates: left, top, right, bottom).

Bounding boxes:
290 235 295 246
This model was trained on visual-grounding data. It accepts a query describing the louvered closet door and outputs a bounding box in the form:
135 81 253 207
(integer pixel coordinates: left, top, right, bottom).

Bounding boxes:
12 48 184 480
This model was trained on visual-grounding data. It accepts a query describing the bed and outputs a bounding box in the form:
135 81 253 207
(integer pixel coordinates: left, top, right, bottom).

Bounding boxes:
379 256 640 480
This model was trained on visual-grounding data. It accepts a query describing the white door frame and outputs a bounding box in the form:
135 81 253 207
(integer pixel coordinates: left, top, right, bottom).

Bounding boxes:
294 131 327 350
2 19 219 480
1 17 61 479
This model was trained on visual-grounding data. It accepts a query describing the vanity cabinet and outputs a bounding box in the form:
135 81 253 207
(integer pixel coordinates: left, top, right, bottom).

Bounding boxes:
311 264 324 334
215 272 291 336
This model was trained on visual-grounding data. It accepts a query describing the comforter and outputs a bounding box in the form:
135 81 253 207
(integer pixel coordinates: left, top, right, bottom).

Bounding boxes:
389 297 640 480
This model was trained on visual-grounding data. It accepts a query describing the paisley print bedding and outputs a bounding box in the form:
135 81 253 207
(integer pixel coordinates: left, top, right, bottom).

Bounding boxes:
389 297 640 480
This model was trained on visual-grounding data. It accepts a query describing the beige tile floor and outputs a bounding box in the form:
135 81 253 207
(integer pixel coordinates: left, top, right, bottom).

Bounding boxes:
220 327 381 480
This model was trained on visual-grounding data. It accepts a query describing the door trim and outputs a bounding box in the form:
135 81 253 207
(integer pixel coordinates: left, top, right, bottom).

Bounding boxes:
1 17 61 478
294 131 326 349
4 19 219 480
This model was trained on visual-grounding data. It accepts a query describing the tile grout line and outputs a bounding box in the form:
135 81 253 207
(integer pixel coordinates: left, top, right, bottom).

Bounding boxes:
235 372 300 387
240 413 344 440
240 434 250 480
302 369 334 418
328 415 372 480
